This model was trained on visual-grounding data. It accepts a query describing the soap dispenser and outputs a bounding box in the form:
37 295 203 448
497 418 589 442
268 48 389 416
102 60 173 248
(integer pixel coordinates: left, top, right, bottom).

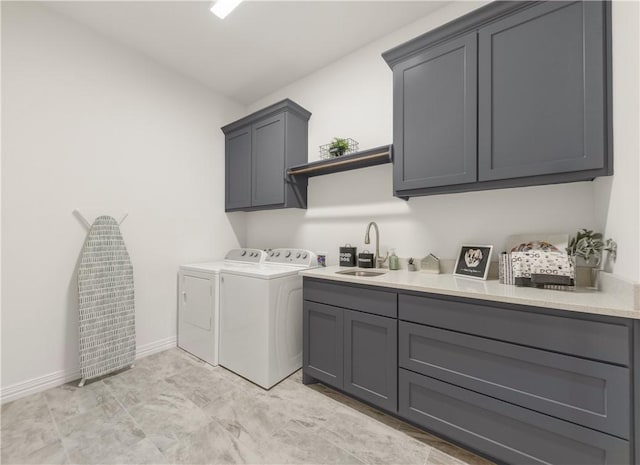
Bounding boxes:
389 249 400 270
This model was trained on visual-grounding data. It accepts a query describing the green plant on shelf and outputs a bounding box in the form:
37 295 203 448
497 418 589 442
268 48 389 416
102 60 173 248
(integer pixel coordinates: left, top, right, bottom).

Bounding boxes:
328 137 350 157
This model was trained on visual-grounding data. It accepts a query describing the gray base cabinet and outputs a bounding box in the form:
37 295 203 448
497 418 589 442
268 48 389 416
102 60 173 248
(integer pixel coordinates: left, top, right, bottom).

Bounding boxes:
302 278 635 465
303 279 398 413
383 1 612 199
399 369 629 465
399 321 629 438
222 99 310 212
344 310 397 412
303 301 344 387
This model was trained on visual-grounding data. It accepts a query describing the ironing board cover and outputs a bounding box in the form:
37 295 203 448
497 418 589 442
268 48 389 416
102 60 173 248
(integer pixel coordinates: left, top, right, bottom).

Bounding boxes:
78 215 135 380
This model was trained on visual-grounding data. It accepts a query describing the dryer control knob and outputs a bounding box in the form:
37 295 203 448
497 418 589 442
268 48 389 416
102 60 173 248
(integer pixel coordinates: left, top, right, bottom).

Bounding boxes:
276 252 280 257
302 253 308 259
241 250 247 256
269 251 274 256
296 253 301 259
285 251 292 258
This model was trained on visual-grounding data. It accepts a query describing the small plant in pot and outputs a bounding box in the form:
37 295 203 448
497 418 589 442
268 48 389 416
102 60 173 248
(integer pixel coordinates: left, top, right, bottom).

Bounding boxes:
566 229 617 266
328 137 350 157
566 229 617 287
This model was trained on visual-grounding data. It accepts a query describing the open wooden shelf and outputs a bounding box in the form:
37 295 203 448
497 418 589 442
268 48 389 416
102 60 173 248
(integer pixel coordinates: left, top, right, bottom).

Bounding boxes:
287 145 392 178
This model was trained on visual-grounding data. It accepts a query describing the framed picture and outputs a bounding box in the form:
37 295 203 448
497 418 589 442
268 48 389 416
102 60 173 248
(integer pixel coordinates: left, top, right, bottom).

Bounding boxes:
454 245 493 280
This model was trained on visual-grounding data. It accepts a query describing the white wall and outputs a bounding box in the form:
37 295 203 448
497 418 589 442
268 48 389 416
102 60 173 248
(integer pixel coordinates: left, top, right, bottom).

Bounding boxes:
593 0 640 282
245 1 620 273
1 3 245 395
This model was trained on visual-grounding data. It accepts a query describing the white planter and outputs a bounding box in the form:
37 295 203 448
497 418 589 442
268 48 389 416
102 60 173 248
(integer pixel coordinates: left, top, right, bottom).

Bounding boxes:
572 255 601 288
573 255 601 268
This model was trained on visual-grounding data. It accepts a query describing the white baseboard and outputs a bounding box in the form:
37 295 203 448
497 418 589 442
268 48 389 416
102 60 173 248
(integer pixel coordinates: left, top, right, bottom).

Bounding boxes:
0 336 177 404
135 335 178 360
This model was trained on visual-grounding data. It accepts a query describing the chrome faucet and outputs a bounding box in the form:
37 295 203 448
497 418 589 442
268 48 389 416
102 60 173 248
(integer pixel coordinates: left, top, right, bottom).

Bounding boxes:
364 221 388 268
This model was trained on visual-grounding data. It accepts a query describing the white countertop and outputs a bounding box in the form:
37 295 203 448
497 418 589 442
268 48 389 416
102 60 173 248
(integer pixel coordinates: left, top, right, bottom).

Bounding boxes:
300 266 640 320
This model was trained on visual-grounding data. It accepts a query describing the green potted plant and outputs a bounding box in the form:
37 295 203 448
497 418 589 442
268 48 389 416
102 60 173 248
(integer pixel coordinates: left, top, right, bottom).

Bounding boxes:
566 229 617 287
566 229 617 266
328 137 350 157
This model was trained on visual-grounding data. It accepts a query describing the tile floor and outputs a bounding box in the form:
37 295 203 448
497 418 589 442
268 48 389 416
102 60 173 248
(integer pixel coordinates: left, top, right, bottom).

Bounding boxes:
1 348 494 465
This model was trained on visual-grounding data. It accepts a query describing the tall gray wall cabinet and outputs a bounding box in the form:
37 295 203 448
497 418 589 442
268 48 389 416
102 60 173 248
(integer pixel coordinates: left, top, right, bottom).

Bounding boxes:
383 1 612 199
222 99 311 211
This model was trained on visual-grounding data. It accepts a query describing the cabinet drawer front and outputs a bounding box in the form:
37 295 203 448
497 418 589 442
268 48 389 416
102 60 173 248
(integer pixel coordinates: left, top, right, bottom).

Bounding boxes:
399 369 630 465
398 294 630 365
344 310 397 412
399 322 629 438
304 279 397 318
303 301 343 388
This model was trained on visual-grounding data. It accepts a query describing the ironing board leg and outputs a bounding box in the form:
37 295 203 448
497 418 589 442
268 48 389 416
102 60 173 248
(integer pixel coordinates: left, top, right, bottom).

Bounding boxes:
78 378 86 388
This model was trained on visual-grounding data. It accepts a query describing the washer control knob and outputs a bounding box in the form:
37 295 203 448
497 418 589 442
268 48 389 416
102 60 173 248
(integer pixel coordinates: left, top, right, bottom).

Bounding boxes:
302 253 308 259
285 251 292 258
241 250 247 256
276 252 280 257
269 251 274 256
296 253 301 259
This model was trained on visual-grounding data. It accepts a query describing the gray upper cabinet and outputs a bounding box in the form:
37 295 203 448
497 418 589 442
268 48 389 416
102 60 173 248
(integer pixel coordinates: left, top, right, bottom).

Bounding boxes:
222 99 311 212
252 113 286 207
478 1 607 181
225 127 252 210
393 32 477 191
383 1 612 199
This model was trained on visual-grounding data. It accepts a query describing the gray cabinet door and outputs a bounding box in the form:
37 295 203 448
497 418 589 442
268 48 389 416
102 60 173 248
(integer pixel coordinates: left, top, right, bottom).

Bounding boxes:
225 127 252 210
393 32 477 191
343 310 397 412
303 301 343 388
252 113 285 207
478 1 606 181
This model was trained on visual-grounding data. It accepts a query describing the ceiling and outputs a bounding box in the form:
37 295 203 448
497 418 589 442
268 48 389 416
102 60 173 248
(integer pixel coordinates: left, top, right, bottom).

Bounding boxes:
44 1 447 104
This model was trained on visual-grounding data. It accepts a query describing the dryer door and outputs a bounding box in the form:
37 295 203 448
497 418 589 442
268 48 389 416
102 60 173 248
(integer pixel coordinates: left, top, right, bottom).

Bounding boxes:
183 274 213 330
178 271 218 366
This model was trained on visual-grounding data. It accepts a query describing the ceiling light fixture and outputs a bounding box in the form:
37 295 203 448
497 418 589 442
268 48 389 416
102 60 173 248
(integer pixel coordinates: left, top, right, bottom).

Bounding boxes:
210 0 243 19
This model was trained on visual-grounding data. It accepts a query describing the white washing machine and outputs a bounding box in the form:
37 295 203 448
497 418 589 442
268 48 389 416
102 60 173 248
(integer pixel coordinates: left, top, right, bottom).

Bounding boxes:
178 248 266 366
219 248 317 389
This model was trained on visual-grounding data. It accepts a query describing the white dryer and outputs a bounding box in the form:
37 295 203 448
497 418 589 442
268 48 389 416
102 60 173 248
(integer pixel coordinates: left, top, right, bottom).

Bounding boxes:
178 248 266 366
219 248 317 389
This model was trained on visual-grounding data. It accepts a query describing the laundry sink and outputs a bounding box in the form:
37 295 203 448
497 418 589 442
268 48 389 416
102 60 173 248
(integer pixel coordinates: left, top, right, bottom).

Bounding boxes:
336 270 386 277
